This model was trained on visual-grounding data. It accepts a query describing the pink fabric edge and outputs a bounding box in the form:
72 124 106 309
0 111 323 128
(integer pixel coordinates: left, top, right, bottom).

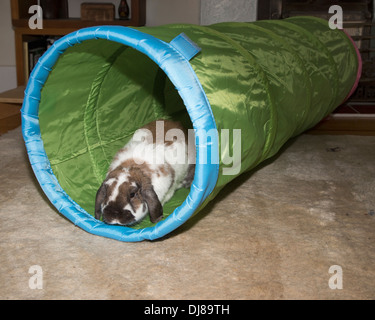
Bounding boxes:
341 29 363 103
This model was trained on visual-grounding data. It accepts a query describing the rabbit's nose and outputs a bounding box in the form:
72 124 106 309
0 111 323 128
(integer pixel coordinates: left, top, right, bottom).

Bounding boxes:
103 208 135 225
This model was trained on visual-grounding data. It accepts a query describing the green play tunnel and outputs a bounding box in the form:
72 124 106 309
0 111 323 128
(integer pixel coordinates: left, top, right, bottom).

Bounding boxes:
22 17 361 241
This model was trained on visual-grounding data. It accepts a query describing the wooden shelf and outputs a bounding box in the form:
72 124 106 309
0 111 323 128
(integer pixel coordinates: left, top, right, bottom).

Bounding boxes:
0 85 25 104
11 0 146 86
0 86 25 134
13 18 143 30
307 114 375 136
307 104 375 136
0 102 22 135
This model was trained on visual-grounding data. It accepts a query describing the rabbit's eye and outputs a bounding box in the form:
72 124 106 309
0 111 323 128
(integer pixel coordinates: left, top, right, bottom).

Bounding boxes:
130 192 135 198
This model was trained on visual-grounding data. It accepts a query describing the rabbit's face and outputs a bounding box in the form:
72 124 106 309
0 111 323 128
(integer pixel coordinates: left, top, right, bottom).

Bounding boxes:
95 168 163 226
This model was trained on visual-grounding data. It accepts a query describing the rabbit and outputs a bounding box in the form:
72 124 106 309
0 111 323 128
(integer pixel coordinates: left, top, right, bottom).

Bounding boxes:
95 119 196 226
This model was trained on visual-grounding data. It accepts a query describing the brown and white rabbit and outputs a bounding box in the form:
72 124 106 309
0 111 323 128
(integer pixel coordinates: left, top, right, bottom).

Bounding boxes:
95 119 195 226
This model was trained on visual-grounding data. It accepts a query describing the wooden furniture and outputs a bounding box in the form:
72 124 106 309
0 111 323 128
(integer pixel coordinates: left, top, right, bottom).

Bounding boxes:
0 103 21 135
81 3 115 21
307 104 375 136
0 86 25 135
11 0 146 86
0 85 24 104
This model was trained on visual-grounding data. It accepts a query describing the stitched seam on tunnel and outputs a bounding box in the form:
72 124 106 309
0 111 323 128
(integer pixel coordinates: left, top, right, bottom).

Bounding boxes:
48 134 133 165
151 67 168 119
83 44 128 184
259 19 335 129
287 16 341 115
250 20 314 136
186 23 279 164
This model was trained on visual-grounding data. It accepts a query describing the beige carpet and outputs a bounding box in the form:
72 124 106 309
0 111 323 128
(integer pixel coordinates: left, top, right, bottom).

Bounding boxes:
0 127 374 299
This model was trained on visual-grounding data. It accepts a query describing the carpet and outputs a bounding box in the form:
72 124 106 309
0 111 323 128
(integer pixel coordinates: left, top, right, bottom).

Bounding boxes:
0 127 374 299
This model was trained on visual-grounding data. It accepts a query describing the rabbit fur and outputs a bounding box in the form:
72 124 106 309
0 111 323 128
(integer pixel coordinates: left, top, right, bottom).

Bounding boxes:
95 119 195 226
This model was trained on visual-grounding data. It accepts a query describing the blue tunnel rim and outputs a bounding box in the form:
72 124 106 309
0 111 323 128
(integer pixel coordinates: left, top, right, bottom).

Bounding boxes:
21 25 219 242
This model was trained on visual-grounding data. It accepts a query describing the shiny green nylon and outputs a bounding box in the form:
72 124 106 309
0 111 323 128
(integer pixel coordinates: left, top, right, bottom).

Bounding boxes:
38 17 358 229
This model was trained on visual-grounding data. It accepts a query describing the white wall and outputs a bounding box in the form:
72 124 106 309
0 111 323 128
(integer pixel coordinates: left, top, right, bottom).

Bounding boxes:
0 0 17 92
70 0 256 26
146 0 200 26
201 0 257 25
68 0 201 26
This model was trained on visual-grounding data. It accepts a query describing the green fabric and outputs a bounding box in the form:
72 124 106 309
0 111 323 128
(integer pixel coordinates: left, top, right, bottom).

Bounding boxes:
38 17 358 228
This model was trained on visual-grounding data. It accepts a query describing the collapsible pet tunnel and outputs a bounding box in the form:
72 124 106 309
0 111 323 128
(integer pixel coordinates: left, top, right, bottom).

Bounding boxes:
22 17 361 242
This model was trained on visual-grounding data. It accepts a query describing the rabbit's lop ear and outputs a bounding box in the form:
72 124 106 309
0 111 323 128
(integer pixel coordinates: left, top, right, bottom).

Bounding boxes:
95 182 107 220
141 187 163 223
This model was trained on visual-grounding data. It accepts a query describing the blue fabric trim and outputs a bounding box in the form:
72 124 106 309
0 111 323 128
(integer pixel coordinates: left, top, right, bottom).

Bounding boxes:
170 33 202 61
21 26 219 242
